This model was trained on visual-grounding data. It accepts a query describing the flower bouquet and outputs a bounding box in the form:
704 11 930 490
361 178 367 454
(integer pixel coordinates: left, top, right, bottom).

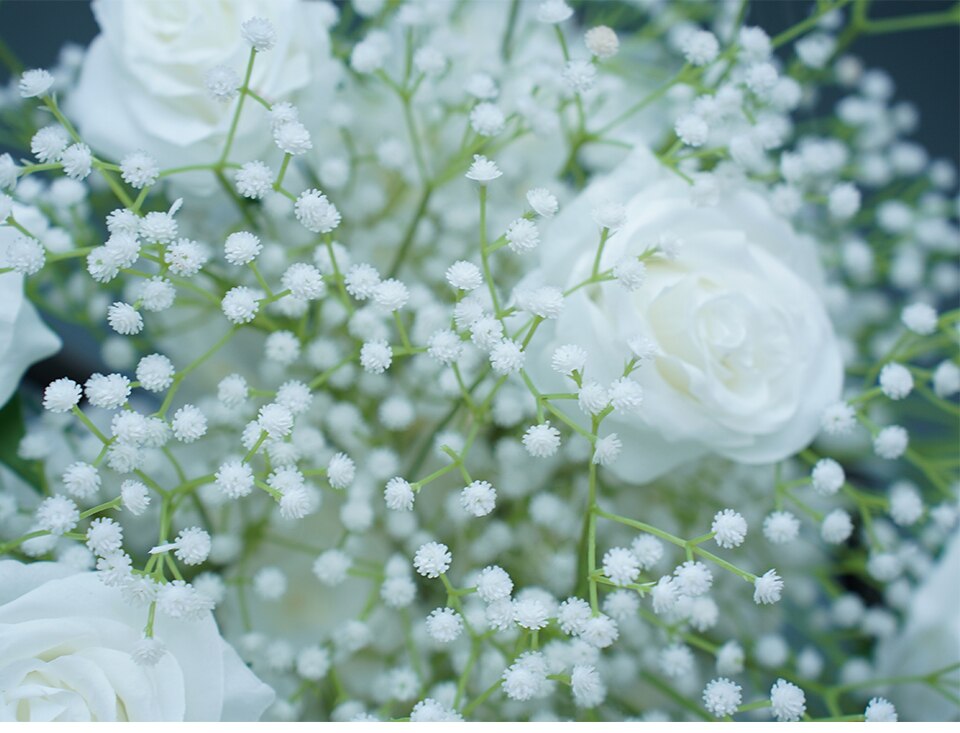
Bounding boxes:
0 0 957 724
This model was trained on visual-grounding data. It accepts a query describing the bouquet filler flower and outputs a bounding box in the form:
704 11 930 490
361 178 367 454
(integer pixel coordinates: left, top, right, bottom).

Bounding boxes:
0 0 957 723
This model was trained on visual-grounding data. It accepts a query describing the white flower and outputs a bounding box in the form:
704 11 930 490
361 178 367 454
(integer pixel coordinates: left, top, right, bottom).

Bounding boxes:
753 569 784 604
120 150 159 188
460 480 497 517
537 0 573 23
702 678 742 717
879 363 913 400
384 477 415 511
571 664 606 708
901 302 937 334
585 26 619 59
0 561 274 720
770 678 806 722
69 0 338 180
532 146 842 483
42 377 81 413
241 16 276 52
875 531 960 721
522 423 561 457
295 189 341 233
413 542 451 578
425 607 463 643
864 697 897 722
18 68 54 98
811 458 845 495
527 188 559 217
682 30 719 66
711 509 747 548
465 155 502 182
476 566 513 602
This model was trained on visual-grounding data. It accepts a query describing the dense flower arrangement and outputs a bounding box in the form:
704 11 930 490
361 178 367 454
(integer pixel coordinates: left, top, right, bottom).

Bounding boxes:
0 0 958 723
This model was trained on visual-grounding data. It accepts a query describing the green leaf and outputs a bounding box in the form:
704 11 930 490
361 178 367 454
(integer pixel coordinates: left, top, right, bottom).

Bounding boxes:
0 395 43 494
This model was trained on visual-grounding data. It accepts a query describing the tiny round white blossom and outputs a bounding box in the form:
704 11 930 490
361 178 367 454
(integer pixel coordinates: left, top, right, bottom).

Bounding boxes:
754 569 784 605
864 697 897 722
828 182 861 219
4 234 45 274
489 340 525 375
241 16 276 51
675 113 709 147
295 189 340 233
770 679 806 722
703 678 742 717
173 527 211 565
901 302 937 334
216 460 254 499
585 26 619 59
373 279 409 311
460 480 497 517
465 155 502 182
120 151 159 188
821 508 854 544
879 363 914 400
36 495 79 535
204 65 239 100
683 30 720 66
327 452 356 489
812 458 845 495
253 567 287 600
121 479 151 515
445 261 483 291
763 511 800 544
425 607 464 643
258 403 294 438
526 187 559 217
537 0 573 24
592 433 622 465
384 477 415 511
602 547 640 586
360 340 393 374
172 404 207 443
551 344 587 376
591 200 626 230
274 120 312 154
711 509 747 548
933 361 960 398
224 231 262 265
221 286 260 324
674 561 713 596
313 550 352 586
63 462 101 499
43 378 81 412
476 566 513 602
571 664 606 708
889 482 923 526
469 102 505 137
235 161 273 198
19 68 54 98
523 423 561 457
873 425 908 459
85 373 131 409
821 401 857 435
414 542 451 578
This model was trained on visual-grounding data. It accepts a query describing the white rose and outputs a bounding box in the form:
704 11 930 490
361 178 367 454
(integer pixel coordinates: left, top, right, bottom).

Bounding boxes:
531 147 843 483
0 269 60 409
874 531 960 721
0 561 274 721
68 0 339 172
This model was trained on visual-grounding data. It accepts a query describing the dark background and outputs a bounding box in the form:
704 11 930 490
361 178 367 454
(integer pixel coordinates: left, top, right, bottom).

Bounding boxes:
1 0 957 160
